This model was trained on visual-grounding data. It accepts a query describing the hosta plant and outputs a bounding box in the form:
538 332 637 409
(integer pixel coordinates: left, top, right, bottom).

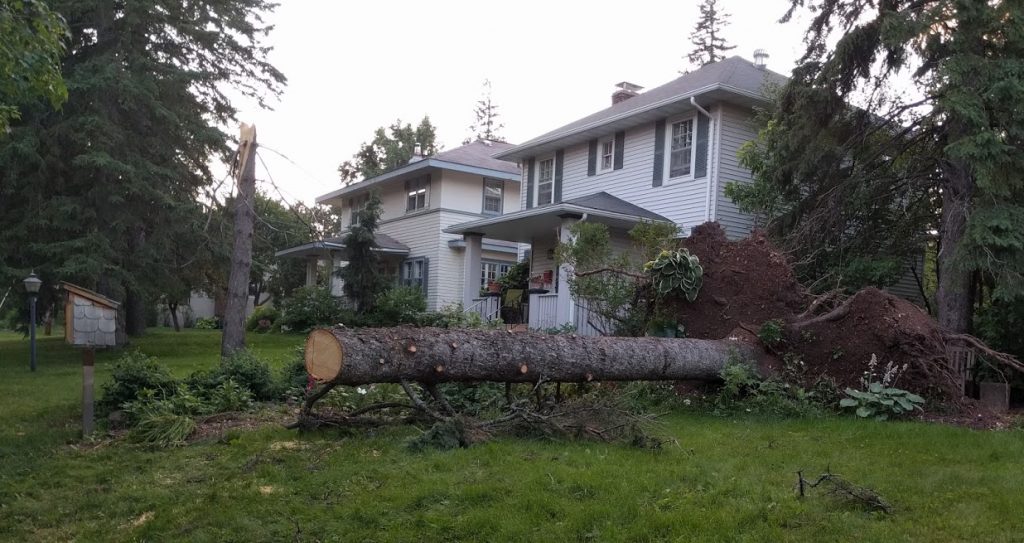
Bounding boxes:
645 249 703 301
839 355 924 420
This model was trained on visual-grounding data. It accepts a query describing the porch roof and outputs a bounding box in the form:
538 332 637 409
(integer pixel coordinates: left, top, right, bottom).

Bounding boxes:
443 192 670 243
275 233 411 259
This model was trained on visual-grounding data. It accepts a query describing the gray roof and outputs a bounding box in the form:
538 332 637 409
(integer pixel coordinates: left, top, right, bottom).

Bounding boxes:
432 140 519 175
316 140 520 205
496 56 787 160
564 192 669 222
324 232 410 252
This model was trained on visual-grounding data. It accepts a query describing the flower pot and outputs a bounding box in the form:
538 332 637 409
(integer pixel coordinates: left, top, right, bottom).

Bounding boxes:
487 282 501 294
979 381 1010 412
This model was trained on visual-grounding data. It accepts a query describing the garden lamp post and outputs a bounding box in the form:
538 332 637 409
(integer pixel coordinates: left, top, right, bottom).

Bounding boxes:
24 272 42 372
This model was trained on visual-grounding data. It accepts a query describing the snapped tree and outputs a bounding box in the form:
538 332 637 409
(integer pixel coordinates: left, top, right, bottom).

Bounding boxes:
728 0 1024 333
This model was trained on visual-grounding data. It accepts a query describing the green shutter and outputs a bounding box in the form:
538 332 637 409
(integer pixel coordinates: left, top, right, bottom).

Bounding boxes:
613 131 625 170
694 113 710 179
653 119 666 187
554 149 564 203
525 158 535 209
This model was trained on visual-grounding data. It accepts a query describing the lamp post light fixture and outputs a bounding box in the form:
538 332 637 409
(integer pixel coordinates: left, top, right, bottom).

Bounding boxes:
23 272 42 372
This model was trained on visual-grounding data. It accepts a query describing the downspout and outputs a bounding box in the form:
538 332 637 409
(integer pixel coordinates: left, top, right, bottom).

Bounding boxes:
691 96 715 224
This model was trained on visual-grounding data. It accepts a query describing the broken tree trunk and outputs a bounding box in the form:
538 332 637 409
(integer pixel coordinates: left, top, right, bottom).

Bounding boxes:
304 326 765 386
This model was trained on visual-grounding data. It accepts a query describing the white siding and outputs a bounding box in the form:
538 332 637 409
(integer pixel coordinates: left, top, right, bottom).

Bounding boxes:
377 211 443 308
520 121 714 236
715 103 760 239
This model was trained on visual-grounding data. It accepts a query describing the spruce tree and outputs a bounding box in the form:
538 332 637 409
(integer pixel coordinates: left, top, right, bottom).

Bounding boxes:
687 0 736 68
0 0 285 335
338 193 387 313
729 0 1024 334
464 79 505 145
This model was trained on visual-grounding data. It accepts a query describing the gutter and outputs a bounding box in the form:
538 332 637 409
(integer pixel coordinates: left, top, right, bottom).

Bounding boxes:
690 96 715 224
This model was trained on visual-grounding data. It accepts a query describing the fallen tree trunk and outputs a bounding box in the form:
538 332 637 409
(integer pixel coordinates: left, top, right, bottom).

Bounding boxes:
304 326 765 386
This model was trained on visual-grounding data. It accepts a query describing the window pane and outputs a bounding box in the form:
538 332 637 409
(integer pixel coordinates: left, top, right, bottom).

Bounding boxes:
670 120 693 178
537 158 554 205
538 183 552 205
484 180 502 213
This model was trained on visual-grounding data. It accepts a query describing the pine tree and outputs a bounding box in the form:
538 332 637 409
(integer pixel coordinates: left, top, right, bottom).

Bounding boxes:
338 117 440 185
687 0 736 68
463 79 505 145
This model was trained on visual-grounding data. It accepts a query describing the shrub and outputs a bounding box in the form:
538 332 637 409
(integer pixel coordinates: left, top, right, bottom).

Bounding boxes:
371 286 427 326
194 316 220 330
207 379 254 412
418 303 502 329
276 286 348 332
839 355 924 420
758 319 786 346
128 413 196 447
187 350 279 401
714 356 825 417
99 351 178 414
245 304 280 332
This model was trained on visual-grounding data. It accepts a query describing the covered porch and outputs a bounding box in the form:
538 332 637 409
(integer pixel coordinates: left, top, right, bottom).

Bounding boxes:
275 233 411 296
446 192 670 335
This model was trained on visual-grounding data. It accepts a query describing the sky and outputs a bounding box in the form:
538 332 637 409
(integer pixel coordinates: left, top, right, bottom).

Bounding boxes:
232 0 811 206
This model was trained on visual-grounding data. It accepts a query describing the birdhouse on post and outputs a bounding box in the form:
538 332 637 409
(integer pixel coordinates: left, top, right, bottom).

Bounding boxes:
61 282 121 436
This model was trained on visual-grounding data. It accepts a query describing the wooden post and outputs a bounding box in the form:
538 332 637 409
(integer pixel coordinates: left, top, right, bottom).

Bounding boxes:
82 349 95 436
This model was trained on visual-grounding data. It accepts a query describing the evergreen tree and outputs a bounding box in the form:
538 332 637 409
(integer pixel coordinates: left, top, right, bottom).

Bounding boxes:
0 0 285 335
463 79 505 145
338 193 387 313
338 117 439 185
730 0 1024 334
687 0 736 68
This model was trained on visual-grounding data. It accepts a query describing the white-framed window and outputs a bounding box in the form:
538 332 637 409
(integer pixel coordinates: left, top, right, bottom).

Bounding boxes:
665 116 696 180
480 260 513 288
536 157 554 206
406 176 429 212
599 138 615 172
349 194 369 226
400 257 428 292
483 178 503 215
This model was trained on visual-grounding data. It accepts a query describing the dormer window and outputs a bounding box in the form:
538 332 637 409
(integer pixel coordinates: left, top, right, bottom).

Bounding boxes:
406 175 429 212
536 157 554 206
598 139 615 172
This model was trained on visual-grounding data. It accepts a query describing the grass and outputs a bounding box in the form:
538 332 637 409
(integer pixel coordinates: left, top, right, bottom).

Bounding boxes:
1 328 1023 542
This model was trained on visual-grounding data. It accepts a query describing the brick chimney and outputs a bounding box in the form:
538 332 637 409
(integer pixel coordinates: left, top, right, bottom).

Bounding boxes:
612 82 644 105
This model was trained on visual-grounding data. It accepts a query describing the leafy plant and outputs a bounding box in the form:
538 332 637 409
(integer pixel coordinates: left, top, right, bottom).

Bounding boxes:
99 351 178 414
758 319 785 346
714 355 825 418
245 304 280 332
128 413 196 448
371 286 427 326
276 286 349 332
645 249 704 301
194 317 220 330
839 355 924 420
207 379 254 413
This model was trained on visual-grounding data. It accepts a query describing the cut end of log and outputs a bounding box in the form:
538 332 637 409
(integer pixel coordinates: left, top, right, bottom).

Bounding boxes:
407 345 418 353
519 364 529 374
305 328 344 382
585 373 594 382
435 364 445 374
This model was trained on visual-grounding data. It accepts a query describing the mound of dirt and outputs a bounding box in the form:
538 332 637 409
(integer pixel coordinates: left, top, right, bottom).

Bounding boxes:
672 222 962 399
673 223 807 340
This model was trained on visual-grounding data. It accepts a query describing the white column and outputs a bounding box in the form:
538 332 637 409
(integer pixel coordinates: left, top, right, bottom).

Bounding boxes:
305 257 318 287
555 215 579 327
462 233 483 309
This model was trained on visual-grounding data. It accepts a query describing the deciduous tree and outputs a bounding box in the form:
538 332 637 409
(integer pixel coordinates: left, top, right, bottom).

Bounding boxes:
338 117 439 185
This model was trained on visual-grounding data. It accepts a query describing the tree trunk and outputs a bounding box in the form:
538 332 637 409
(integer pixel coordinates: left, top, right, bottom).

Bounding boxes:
124 286 147 337
304 327 765 386
168 301 180 332
221 124 258 357
936 160 974 334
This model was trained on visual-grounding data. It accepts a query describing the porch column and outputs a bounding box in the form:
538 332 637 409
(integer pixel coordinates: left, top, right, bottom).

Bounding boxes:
462 233 483 309
305 257 318 287
556 215 580 327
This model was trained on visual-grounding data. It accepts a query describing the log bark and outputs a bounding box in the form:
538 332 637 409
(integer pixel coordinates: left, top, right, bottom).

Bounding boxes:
221 124 258 357
304 327 765 386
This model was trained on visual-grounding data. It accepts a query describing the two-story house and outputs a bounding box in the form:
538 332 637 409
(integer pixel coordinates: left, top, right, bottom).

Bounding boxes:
446 57 780 332
276 140 522 311
447 56 925 333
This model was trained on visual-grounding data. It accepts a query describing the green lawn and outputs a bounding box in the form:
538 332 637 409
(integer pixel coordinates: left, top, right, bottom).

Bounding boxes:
1 329 1022 542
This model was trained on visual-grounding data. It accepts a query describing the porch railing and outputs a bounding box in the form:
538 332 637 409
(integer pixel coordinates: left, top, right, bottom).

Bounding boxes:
528 293 559 331
465 296 501 322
